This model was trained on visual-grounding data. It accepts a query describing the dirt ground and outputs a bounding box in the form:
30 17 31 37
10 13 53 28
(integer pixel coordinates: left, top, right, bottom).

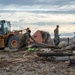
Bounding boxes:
0 48 75 75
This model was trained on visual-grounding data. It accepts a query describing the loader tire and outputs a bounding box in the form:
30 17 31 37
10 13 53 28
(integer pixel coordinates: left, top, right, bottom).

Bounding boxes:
8 36 20 49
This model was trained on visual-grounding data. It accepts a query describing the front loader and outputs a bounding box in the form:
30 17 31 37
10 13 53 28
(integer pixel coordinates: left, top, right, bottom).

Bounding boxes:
0 20 22 50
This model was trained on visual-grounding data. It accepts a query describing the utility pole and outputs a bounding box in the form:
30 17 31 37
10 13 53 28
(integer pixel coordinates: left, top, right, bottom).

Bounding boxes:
68 37 69 46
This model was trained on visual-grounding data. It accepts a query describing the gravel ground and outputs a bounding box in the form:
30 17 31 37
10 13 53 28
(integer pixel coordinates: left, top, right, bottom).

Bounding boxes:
0 48 75 75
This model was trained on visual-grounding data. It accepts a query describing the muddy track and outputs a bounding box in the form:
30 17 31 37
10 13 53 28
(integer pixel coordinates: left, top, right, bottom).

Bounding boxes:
0 48 75 75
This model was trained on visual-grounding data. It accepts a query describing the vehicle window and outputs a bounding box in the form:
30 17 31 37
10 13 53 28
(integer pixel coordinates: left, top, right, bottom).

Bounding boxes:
0 23 2 28
4 22 8 28
4 22 11 31
7 22 11 31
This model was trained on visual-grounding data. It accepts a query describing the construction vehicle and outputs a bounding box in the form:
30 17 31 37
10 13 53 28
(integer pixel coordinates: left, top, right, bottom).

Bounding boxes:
0 20 23 50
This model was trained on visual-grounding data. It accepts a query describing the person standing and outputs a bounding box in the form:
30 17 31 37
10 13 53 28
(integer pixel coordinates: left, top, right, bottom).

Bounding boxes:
54 25 60 46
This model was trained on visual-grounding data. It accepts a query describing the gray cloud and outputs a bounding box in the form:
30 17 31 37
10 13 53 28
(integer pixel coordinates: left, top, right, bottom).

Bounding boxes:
0 0 75 14
28 10 75 14
0 0 75 6
0 0 46 5
0 10 75 15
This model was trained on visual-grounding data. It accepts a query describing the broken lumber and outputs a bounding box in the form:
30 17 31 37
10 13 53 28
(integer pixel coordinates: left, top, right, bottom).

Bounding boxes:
37 52 75 57
28 43 61 49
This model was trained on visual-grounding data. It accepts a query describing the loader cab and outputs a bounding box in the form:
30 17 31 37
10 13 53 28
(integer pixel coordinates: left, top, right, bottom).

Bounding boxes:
0 20 11 35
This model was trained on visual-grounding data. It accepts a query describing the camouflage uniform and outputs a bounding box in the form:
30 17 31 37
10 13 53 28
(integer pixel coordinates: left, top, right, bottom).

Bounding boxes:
19 31 35 48
54 27 60 45
20 32 31 48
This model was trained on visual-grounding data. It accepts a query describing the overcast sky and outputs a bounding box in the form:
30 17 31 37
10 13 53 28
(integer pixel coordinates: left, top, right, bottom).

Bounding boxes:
0 0 75 11
0 0 75 37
